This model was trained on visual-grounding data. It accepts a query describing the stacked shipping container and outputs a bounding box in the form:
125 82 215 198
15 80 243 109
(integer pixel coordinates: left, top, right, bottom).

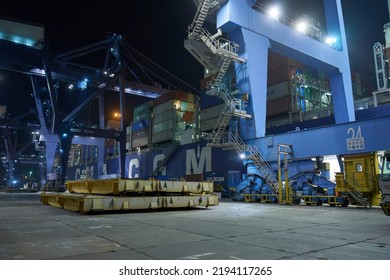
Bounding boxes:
151 90 196 144
131 101 152 148
266 51 332 128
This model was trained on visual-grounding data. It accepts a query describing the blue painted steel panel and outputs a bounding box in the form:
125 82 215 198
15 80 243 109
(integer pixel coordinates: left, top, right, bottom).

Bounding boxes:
356 104 390 120
228 170 241 188
254 115 390 162
199 94 223 109
266 116 335 135
132 119 150 131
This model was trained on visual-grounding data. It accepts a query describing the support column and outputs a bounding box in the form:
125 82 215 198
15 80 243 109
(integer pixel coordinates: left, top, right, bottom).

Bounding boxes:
324 0 355 123
45 141 58 176
59 135 73 184
230 28 270 139
118 75 126 178
98 94 106 178
96 139 105 178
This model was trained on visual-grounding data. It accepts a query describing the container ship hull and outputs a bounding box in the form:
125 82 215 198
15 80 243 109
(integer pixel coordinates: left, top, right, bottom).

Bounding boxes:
66 140 245 192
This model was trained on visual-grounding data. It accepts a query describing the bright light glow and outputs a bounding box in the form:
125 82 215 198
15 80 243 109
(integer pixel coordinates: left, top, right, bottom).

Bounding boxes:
268 6 280 20
12 36 21 44
239 153 246 159
30 68 46 75
297 21 307 33
325 36 336 46
77 79 88 90
113 86 160 98
113 112 121 118
25 40 34 47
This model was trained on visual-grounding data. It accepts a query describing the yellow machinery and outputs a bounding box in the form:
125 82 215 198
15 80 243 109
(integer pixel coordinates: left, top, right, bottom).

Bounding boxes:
335 152 381 207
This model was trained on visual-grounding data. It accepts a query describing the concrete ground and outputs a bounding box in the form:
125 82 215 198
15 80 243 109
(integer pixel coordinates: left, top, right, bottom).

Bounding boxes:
0 192 389 260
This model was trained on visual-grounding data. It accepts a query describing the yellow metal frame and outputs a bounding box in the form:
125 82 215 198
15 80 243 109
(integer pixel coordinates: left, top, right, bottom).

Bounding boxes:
300 195 348 206
278 144 293 204
41 192 219 214
242 193 278 203
65 178 214 195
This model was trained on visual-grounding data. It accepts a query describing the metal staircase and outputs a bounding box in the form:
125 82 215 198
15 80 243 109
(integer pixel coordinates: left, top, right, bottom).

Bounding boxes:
344 176 371 207
189 0 212 38
230 133 279 193
189 0 227 38
186 0 279 193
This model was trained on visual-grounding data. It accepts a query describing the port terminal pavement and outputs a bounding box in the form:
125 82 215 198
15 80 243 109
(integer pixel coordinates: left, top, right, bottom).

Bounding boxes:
0 192 389 260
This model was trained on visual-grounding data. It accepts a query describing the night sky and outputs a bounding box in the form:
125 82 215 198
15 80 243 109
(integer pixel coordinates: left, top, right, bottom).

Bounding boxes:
0 0 389 117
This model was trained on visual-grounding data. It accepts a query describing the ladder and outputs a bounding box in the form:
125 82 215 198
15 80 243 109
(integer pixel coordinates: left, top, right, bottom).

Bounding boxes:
344 176 371 207
189 0 226 38
349 190 371 207
230 133 279 193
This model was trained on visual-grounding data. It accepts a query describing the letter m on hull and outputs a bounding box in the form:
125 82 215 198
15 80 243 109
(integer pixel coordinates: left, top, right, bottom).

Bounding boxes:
186 146 212 175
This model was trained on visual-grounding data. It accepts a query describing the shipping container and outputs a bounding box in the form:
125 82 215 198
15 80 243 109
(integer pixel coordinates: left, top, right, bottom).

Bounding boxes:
133 101 153 115
267 66 297 86
153 109 175 124
153 100 175 115
132 127 149 139
152 129 174 144
106 120 120 130
153 119 174 134
266 95 294 117
201 103 225 121
126 125 132 147
132 119 150 131
153 100 195 115
133 110 150 122
267 81 291 101
268 51 304 71
153 90 195 107
201 117 219 132
132 137 149 148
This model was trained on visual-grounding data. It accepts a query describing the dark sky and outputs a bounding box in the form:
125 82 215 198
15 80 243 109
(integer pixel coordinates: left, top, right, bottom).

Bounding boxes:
0 0 203 89
0 0 389 116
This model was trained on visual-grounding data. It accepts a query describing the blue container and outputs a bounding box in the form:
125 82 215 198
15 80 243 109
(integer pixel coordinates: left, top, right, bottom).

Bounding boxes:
132 119 150 132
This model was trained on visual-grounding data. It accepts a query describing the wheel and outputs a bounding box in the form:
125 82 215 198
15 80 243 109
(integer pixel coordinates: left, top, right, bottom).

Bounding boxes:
342 198 350 207
293 197 301 205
